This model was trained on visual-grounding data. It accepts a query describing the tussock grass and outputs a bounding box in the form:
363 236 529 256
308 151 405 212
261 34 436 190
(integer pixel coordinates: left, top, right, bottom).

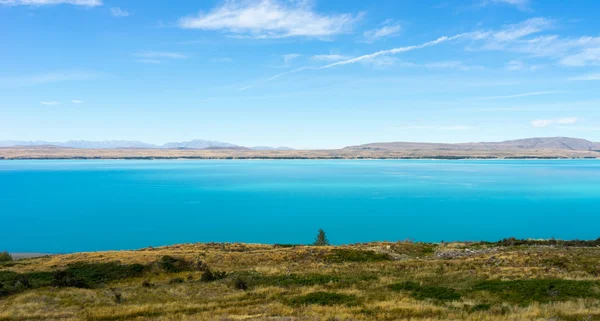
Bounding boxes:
2 241 600 320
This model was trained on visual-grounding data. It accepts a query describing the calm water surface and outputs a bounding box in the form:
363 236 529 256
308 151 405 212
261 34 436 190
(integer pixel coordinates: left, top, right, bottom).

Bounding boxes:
1 159 599 253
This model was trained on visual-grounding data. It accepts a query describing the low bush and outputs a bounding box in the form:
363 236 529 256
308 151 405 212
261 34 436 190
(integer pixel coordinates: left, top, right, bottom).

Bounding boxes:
0 257 196 297
494 237 600 247
470 303 492 312
412 286 461 301
0 251 12 263
389 281 421 291
141 280 154 287
473 279 600 304
168 277 184 284
273 244 298 248
157 256 195 273
200 268 226 282
233 277 248 290
288 291 359 306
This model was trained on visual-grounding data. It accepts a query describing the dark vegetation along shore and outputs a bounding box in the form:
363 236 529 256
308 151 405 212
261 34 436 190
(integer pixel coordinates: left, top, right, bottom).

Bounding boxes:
2 236 600 320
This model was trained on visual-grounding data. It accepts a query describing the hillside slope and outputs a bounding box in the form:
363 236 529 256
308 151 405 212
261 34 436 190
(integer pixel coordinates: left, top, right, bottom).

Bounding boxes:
345 137 600 151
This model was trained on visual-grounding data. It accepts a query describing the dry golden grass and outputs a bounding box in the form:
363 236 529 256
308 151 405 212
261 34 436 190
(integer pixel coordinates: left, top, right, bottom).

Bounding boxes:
2 242 600 321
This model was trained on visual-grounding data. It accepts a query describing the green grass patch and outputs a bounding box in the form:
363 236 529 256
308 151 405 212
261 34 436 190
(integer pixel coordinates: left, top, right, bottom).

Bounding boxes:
473 279 600 304
389 281 421 291
288 291 359 306
326 249 392 263
0 256 197 297
229 271 340 287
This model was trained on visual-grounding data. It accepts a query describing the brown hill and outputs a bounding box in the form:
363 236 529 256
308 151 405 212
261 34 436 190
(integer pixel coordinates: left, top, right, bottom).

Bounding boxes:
344 137 600 152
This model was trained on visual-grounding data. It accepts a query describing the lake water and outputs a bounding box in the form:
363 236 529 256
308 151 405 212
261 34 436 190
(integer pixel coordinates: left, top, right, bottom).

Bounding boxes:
1 160 599 253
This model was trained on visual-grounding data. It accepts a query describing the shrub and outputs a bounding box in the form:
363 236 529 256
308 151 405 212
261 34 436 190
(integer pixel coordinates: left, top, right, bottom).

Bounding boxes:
168 277 184 284
110 288 123 303
412 286 461 302
52 270 91 289
0 251 12 263
313 229 330 246
288 291 359 306
470 303 492 312
389 281 420 292
273 244 297 248
200 268 226 282
55 262 146 288
233 277 248 291
157 256 195 273
141 280 154 287
473 279 600 304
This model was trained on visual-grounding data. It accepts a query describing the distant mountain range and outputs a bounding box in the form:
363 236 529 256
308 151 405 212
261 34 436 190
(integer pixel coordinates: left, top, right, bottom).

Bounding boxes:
0 139 294 151
2 137 599 152
344 137 600 152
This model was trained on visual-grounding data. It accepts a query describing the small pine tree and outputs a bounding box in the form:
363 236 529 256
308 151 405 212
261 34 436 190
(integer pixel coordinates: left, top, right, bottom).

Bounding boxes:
313 229 330 246
0 251 12 262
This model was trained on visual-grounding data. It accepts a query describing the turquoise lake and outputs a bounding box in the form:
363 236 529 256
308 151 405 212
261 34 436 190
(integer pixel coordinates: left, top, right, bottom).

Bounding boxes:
1 160 599 253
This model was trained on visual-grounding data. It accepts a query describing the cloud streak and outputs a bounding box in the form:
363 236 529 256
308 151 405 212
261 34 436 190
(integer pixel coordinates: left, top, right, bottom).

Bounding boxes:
569 73 600 81
363 21 401 42
474 91 563 101
322 34 463 69
110 7 129 17
178 0 360 39
134 51 188 59
0 71 102 87
531 117 578 128
40 101 60 105
0 0 101 6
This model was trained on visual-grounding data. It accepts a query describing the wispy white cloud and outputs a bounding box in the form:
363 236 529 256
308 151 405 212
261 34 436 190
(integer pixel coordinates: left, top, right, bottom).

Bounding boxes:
531 117 578 128
0 71 102 87
480 0 530 11
469 18 600 67
569 73 600 81
71 100 83 104
283 53 301 64
0 0 101 6
267 66 315 81
475 91 563 101
133 51 189 64
489 17 553 43
178 0 360 39
423 61 485 71
363 20 401 42
237 85 252 92
398 125 473 131
560 47 600 66
134 51 188 59
311 54 349 61
110 7 129 17
504 60 541 71
40 101 60 106
135 59 161 64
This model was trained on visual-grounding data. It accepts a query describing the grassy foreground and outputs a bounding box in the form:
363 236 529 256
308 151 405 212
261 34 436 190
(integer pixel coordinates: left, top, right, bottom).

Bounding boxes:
2 239 600 321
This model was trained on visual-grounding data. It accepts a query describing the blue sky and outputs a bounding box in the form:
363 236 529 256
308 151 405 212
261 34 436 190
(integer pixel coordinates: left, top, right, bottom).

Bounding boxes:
1 0 599 149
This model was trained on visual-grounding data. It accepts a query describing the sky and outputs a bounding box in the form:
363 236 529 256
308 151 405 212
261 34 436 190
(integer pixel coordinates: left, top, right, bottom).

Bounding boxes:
1 0 600 149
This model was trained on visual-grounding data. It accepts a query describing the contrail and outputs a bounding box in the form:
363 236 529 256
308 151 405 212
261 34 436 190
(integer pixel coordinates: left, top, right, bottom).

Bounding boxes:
265 33 467 82
320 34 464 69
